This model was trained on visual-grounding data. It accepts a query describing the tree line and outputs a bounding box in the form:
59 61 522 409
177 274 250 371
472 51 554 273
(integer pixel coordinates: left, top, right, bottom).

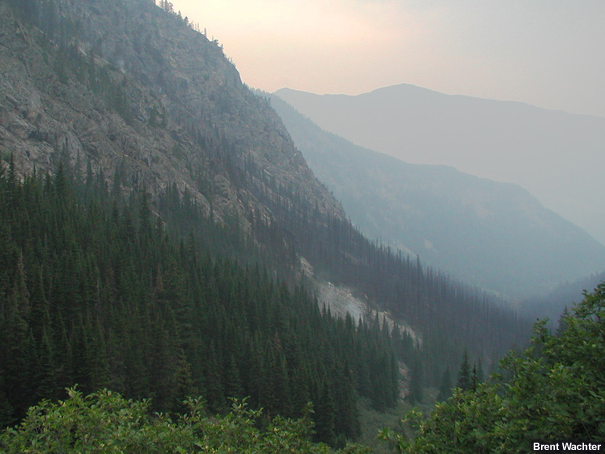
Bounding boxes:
227 148 532 393
1 0 532 419
0 159 399 447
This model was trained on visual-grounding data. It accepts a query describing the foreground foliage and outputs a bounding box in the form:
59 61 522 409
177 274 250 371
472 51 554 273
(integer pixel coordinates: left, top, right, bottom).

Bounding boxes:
0 388 370 453
381 282 605 453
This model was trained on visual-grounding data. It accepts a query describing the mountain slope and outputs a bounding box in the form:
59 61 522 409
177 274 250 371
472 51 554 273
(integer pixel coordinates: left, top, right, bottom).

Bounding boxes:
269 94 605 299
0 0 532 428
521 271 605 323
274 85 605 246
0 0 343 233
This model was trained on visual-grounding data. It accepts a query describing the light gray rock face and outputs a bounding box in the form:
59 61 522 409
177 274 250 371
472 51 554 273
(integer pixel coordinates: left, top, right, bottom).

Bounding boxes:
0 0 343 233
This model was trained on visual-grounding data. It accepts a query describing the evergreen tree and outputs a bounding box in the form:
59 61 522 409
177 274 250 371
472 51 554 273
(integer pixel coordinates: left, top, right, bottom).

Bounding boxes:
333 361 361 440
289 362 311 418
470 358 484 391
223 355 244 401
0 378 15 428
203 344 225 413
456 349 471 391
0 162 402 442
33 327 57 402
314 381 336 446
1 286 33 420
556 305 570 337
172 349 197 413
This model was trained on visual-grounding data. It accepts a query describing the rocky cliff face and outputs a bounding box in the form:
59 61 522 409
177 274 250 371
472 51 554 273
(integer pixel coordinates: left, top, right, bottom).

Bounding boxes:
0 0 534 371
0 0 343 231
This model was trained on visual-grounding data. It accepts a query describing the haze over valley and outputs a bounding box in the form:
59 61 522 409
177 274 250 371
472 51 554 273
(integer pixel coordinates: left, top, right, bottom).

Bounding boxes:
269 93 605 301
1 0 604 451
274 85 605 248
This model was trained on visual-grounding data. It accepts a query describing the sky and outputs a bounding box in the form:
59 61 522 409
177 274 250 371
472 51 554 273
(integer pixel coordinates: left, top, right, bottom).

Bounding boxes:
170 0 605 118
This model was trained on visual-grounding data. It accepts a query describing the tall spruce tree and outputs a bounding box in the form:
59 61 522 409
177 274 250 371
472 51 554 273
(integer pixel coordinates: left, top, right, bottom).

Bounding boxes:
456 349 472 391
314 381 337 446
470 358 484 391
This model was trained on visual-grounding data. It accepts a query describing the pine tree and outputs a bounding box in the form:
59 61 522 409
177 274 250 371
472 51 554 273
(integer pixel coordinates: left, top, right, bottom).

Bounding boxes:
456 349 472 391
556 306 570 337
27 269 51 344
33 327 57 403
172 349 197 413
470 358 484 391
289 362 311 418
333 361 360 440
0 163 404 439
314 381 336 446
87 318 111 392
1 273 34 420
223 355 244 400
204 343 225 413
245 338 266 409
266 344 291 416
0 377 15 428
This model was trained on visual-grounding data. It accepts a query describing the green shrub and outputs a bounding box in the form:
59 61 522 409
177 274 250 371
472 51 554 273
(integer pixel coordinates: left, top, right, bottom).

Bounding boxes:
381 283 605 453
0 389 370 453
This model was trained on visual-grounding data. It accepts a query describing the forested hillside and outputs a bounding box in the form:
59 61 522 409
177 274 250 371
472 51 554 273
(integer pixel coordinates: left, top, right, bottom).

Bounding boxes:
0 160 400 445
269 94 605 300
274 85 605 246
0 0 534 447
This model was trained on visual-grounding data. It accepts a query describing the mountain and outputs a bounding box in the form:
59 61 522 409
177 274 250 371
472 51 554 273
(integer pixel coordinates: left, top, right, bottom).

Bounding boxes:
520 271 605 324
269 94 605 300
0 0 532 441
0 0 343 230
274 85 605 246
0 0 390 437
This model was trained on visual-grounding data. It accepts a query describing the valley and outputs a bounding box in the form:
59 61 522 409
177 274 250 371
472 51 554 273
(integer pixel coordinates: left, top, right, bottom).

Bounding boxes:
0 0 602 451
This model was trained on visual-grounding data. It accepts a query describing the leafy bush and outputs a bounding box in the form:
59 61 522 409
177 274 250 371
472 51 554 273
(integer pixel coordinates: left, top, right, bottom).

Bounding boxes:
381 282 605 453
0 389 370 453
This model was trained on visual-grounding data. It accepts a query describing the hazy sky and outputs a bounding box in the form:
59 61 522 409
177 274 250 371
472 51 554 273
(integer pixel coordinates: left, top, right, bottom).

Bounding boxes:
171 0 605 118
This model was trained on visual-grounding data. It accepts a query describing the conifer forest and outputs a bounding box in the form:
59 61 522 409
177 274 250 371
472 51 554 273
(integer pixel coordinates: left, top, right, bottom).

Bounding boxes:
0 0 603 451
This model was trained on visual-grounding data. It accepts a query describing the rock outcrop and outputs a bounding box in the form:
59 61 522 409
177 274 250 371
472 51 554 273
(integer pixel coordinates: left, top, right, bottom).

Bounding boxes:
0 0 343 230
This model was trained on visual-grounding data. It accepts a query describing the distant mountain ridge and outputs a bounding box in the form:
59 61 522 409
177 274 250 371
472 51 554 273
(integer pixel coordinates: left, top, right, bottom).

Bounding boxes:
0 0 534 431
269 94 605 299
274 85 605 246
